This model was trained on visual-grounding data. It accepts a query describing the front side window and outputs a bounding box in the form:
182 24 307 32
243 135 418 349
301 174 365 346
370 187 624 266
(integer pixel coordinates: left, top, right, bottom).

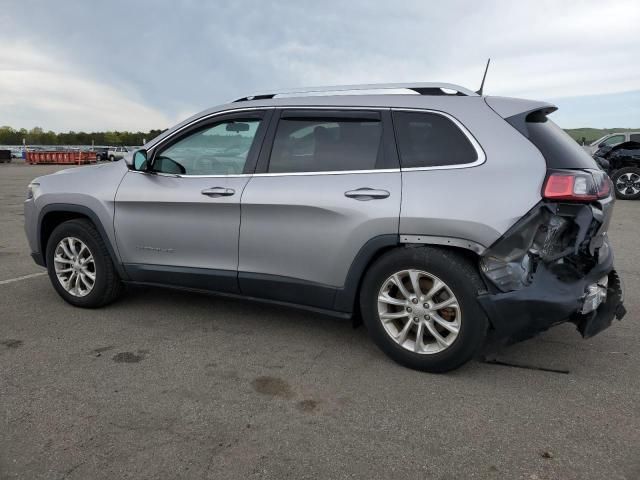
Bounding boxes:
154 119 262 175
393 111 478 168
268 117 383 173
630 134 640 142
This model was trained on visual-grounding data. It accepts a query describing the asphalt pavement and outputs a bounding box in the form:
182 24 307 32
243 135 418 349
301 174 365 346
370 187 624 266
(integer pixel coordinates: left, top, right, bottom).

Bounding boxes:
1 160 638 479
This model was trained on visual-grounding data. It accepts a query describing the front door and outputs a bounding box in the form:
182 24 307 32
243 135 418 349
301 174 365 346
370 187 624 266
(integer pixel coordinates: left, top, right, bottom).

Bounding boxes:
114 109 271 293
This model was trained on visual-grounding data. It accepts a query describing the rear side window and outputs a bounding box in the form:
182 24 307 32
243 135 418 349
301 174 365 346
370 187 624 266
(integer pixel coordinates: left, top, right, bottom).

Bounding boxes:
630 134 640 142
268 118 382 173
393 111 478 168
523 115 598 169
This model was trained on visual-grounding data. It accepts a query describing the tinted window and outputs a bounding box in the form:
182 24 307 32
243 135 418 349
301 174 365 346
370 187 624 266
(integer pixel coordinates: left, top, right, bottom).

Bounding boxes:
155 119 261 175
393 111 478 168
629 134 640 142
268 118 382 173
525 117 598 169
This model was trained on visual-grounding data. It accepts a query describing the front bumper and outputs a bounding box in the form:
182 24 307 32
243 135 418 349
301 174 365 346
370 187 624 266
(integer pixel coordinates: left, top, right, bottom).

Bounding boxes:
24 198 41 261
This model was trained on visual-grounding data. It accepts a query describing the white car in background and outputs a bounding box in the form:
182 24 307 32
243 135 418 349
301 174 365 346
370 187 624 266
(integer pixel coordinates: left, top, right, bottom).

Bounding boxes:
107 146 133 161
584 132 640 154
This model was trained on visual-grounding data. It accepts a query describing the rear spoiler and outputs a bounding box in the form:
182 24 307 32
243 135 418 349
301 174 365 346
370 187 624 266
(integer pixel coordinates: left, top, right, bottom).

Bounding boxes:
485 96 557 137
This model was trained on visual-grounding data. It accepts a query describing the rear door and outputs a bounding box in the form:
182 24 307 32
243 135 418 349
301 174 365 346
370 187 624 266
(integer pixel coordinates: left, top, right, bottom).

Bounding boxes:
238 108 401 310
114 109 271 293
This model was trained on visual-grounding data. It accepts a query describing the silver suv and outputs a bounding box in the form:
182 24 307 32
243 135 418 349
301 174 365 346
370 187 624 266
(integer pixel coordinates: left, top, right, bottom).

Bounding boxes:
24 83 626 372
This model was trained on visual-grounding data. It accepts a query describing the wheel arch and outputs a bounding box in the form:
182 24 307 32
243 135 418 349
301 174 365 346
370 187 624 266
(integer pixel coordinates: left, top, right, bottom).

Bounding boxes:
38 204 128 279
334 235 484 314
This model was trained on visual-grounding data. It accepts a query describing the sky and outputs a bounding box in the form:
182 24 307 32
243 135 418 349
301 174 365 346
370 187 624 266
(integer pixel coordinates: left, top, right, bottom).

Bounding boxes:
0 0 638 132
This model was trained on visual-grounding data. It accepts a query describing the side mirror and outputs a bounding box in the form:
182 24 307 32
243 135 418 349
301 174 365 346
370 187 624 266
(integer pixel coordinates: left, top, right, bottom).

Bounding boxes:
131 149 148 171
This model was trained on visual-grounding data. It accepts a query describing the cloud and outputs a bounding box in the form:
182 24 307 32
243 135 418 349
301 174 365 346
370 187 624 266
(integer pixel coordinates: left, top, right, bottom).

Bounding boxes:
0 0 638 130
0 41 172 131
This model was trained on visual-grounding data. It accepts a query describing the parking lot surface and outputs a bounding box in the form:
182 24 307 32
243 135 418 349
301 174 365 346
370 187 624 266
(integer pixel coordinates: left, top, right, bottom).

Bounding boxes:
1 161 639 479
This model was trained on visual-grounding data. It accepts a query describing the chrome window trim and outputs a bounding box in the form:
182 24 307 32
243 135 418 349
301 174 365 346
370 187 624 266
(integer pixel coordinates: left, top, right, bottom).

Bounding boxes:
145 107 274 152
146 105 387 153
145 105 485 178
253 168 399 177
392 108 486 171
128 169 400 179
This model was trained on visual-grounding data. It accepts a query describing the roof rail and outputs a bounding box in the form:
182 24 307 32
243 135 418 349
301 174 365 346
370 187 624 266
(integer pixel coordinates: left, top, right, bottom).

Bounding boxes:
233 82 477 102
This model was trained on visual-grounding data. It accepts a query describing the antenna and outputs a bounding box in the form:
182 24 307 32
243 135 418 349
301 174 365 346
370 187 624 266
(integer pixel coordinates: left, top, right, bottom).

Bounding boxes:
476 58 491 96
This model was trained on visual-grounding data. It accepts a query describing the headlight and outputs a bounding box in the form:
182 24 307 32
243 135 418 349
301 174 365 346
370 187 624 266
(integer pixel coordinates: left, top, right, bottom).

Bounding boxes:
26 182 39 200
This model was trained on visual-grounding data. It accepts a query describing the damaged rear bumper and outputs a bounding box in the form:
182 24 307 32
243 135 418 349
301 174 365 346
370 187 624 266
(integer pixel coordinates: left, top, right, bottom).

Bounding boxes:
575 269 625 338
477 198 626 342
479 262 626 342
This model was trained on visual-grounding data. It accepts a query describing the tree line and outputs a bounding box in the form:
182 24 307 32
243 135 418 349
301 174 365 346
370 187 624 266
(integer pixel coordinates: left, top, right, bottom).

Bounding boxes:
2 125 617 147
0 126 167 146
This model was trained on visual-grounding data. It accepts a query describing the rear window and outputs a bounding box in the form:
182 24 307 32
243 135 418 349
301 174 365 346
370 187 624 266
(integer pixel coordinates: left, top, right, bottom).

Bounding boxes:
392 111 478 168
268 118 382 173
519 114 598 170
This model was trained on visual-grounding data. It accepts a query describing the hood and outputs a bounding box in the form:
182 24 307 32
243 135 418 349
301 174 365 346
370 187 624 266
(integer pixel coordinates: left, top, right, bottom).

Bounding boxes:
52 162 119 176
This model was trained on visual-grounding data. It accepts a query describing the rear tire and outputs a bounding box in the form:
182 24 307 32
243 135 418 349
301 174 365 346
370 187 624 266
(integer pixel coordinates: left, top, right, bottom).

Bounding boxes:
611 167 640 200
360 246 488 373
45 219 123 308
109 155 115 162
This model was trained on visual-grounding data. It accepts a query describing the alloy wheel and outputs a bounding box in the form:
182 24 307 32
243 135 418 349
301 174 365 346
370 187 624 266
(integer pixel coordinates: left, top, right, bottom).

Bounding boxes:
377 269 461 354
53 237 96 297
615 172 640 196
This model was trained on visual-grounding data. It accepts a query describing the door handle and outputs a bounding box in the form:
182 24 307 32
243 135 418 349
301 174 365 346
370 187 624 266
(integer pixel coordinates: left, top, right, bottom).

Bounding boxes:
201 187 235 197
344 188 390 201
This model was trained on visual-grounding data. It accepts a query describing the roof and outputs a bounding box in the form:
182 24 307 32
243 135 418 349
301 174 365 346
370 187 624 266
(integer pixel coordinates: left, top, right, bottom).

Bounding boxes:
143 84 554 151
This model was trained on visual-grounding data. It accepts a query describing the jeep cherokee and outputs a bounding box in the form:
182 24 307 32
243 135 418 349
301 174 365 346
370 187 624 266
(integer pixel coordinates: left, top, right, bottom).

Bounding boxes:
24 83 626 372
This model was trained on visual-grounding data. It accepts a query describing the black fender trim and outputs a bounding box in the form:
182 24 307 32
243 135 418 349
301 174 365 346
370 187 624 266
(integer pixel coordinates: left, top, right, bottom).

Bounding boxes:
333 234 400 312
125 263 239 294
124 280 351 320
31 252 45 267
38 203 129 280
239 272 336 309
124 265 340 314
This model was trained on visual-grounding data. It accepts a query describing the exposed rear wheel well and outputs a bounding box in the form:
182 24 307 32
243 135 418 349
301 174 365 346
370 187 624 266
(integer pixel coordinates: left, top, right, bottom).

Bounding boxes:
40 211 92 265
351 243 483 320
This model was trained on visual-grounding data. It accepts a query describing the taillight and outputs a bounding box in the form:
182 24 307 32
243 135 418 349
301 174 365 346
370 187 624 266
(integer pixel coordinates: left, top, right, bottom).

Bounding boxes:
543 170 611 202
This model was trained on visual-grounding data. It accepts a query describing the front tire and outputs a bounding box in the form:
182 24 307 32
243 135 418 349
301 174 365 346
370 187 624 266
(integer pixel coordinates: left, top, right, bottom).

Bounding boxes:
109 155 115 162
611 167 640 200
360 246 488 373
45 219 123 308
